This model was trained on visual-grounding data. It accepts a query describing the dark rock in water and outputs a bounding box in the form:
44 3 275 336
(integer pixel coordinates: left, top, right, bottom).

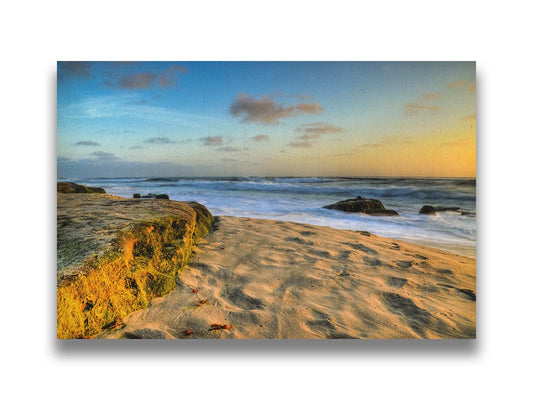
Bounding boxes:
138 193 170 199
323 196 398 216
365 209 399 216
435 206 461 212
419 205 462 215
461 211 476 216
133 193 141 198
419 205 436 215
57 182 106 194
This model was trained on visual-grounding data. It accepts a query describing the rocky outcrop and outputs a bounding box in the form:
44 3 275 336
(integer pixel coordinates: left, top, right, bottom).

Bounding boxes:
57 193 214 339
419 205 462 215
323 196 399 216
57 181 106 194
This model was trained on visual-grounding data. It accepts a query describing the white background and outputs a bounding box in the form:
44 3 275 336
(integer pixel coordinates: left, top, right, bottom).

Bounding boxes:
1 0 532 398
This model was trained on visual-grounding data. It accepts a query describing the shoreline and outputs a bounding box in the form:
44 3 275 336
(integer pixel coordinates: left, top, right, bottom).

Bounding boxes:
100 215 476 339
219 214 476 260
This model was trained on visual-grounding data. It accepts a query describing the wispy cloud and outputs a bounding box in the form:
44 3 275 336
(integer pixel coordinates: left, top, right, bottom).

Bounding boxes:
75 140 100 146
119 73 156 89
296 122 344 137
91 151 119 161
448 80 466 89
158 65 188 88
129 145 146 150
405 102 440 114
59 61 92 78
420 93 439 100
60 95 220 129
289 122 344 148
58 158 217 178
251 134 269 142
144 137 176 144
106 64 188 90
230 93 323 124
216 146 241 152
201 135 223 146
288 141 313 148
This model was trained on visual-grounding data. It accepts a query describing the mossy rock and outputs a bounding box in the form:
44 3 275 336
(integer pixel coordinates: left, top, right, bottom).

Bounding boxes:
133 193 141 198
155 194 170 199
56 194 214 339
58 182 106 194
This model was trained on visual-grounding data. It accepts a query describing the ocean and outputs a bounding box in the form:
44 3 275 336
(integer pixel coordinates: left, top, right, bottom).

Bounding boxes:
63 177 476 258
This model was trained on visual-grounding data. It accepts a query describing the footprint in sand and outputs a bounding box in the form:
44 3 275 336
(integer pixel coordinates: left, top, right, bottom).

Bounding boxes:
224 286 264 310
363 256 381 266
436 284 476 301
437 268 454 275
381 292 431 335
348 242 378 255
396 260 412 268
306 310 336 336
287 236 314 246
387 277 408 288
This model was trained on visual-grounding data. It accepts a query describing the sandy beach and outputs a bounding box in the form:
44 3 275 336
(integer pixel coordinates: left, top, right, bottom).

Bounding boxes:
101 215 476 339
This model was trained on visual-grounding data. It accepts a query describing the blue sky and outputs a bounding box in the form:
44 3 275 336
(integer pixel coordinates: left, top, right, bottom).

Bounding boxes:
57 61 476 177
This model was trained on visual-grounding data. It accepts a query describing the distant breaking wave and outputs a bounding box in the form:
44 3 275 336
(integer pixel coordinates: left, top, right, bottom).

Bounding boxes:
66 176 476 257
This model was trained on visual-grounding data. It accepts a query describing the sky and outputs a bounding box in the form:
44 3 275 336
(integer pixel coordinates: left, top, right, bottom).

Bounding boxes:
57 61 476 178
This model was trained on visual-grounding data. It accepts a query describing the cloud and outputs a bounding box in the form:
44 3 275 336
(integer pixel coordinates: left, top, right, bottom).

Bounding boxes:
252 134 269 142
59 62 92 78
201 135 223 146
295 103 324 114
119 73 156 89
75 140 100 146
57 158 217 178
158 65 188 88
289 122 344 147
405 102 440 114
359 143 384 149
448 80 466 89
421 93 438 100
144 137 176 144
295 122 344 138
230 93 323 124
129 145 146 150
288 141 313 148
108 65 188 90
90 151 120 161
216 146 241 152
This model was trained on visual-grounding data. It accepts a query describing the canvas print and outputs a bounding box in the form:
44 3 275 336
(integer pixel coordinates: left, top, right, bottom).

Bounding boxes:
57 61 476 339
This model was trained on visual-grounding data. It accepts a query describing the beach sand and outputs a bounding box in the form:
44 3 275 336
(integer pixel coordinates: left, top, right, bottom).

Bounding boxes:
101 215 476 339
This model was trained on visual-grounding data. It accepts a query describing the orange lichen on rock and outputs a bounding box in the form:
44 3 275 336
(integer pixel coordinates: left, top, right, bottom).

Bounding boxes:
56 195 214 339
